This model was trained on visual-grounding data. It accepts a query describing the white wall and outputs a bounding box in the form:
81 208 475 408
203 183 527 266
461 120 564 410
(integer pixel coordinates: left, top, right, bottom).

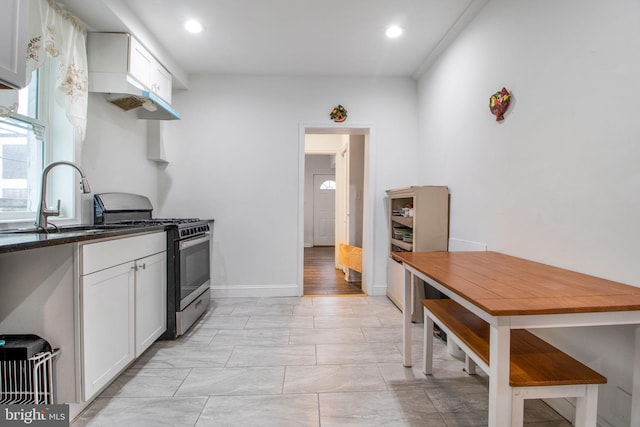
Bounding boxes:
417 0 640 424
158 75 419 296
81 93 160 213
304 154 335 247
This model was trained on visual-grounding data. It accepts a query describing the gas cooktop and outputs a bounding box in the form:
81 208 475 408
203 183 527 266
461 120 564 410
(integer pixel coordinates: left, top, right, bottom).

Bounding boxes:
110 218 202 226
93 193 212 238
108 218 211 238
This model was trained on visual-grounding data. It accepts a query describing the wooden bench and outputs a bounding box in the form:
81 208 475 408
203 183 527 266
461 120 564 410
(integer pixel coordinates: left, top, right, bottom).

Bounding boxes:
422 299 607 427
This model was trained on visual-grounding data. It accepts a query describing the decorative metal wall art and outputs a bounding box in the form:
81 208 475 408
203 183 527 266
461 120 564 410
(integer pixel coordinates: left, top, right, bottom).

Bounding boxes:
489 88 511 121
330 105 348 122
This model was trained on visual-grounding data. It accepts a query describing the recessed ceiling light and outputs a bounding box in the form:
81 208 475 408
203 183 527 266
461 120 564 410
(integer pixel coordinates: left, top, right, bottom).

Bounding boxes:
385 25 403 39
184 19 203 34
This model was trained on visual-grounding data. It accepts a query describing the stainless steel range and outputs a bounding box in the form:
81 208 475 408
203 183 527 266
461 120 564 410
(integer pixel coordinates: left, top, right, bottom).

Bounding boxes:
93 192 213 339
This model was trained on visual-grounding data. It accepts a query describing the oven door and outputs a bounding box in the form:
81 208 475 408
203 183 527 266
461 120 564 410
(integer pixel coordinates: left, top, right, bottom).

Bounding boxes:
178 232 211 310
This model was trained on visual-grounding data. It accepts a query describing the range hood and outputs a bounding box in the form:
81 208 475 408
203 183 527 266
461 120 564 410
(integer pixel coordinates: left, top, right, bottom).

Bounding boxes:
106 87 181 121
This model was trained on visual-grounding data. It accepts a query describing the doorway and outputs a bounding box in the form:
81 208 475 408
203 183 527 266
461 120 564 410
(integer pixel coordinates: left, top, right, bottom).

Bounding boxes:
299 127 372 296
303 246 364 295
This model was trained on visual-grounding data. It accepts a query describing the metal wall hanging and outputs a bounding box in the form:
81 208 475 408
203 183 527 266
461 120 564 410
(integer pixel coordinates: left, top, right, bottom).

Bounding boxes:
489 88 511 121
330 105 348 122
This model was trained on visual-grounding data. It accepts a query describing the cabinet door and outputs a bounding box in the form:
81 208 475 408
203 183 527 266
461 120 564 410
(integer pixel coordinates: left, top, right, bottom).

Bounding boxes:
82 262 135 401
135 251 167 356
150 62 172 103
128 36 152 88
0 0 28 88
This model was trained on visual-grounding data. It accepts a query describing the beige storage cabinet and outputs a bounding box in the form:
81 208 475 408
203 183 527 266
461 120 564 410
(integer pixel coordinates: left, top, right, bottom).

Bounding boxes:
386 186 449 321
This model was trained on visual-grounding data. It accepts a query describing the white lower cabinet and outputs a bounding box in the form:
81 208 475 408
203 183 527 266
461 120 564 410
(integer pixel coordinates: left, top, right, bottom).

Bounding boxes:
80 232 166 401
81 262 135 401
134 251 167 357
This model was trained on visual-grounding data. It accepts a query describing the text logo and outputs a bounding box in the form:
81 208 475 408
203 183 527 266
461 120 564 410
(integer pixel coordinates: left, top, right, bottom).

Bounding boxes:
0 405 68 426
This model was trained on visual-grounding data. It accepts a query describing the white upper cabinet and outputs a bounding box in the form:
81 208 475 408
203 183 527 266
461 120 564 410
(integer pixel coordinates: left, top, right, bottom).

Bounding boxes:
151 60 172 104
88 33 173 104
0 0 29 89
129 37 172 103
128 36 153 88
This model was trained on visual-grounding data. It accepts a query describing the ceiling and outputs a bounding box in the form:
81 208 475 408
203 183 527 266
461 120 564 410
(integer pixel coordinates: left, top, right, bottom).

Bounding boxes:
58 0 487 88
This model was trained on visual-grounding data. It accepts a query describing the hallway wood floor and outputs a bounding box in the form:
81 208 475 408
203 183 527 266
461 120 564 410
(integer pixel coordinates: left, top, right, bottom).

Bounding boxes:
304 246 364 295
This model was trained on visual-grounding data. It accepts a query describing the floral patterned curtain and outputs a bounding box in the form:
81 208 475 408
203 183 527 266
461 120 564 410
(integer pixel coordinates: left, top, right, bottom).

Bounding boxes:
0 0 88 142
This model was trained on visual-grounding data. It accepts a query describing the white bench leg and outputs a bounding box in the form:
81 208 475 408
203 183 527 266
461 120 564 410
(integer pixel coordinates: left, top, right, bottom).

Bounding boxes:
423 308 434 375
489 324 512 427
510 388 525 427
575 384 598 427
464 354 477 375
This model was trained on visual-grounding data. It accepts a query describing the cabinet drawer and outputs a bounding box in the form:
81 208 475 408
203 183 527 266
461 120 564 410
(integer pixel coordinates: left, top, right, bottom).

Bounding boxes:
81 232 166 275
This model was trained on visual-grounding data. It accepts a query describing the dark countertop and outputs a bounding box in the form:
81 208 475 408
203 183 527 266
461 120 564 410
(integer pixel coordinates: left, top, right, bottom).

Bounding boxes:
0 225 166 254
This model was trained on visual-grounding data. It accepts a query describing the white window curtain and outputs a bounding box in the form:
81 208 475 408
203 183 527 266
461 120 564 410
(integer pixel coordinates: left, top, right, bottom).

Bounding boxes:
0 0 88 142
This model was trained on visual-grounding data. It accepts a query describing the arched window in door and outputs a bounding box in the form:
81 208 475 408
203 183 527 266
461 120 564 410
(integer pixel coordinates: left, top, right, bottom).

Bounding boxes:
319 180 336 190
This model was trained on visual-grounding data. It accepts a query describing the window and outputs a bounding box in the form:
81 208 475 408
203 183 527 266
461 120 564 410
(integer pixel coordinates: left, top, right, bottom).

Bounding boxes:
2 145 28 179
0 58 78 225
0 75 44 221
319 180 336 190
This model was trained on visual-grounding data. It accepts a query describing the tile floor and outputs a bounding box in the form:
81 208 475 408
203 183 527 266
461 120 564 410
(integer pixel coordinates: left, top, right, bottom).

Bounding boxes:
71 296 572 426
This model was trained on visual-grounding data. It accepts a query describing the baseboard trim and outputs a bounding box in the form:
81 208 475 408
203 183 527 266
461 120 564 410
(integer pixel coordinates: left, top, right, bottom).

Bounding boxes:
211 284 386 298
210 284 298 298
449 238 487 252
371 284 388 296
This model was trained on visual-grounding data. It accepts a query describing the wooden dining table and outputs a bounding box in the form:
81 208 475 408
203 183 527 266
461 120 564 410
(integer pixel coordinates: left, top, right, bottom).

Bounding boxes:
392 251 640 427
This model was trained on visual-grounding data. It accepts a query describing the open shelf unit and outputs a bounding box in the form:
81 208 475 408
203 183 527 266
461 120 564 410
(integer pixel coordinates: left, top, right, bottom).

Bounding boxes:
386 186 449 321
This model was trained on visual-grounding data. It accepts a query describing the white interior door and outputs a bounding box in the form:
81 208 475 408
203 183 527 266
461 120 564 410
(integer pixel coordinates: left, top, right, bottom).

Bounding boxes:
313 174 336 246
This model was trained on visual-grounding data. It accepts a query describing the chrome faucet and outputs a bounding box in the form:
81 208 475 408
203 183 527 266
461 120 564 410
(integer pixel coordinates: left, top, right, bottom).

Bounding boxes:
35 161 91 230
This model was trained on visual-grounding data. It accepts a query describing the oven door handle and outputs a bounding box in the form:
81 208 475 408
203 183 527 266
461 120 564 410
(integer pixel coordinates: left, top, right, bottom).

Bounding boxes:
179 233 211 250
